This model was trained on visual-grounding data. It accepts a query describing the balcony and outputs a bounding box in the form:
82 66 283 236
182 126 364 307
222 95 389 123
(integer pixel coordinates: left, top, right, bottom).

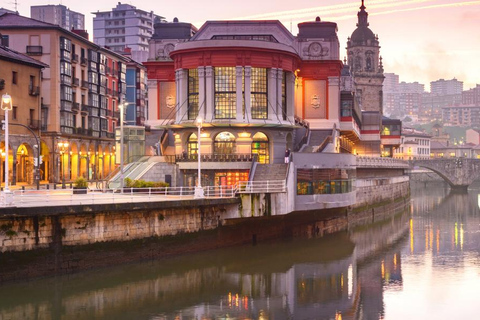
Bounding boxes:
175 153 256 163
106 109 113 117
72 102 80 112
106 88 112 95
80 57 87 65
72 53 79 63
106 66 112 74
28 85 40 96
81 104 89 114
81 80 88 89
73 78 80 87
113 111 120 119
27 119 40 130
26 45 43 56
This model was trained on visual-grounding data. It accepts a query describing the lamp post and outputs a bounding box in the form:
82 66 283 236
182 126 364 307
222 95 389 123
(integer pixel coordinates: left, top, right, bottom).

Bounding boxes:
119 102 125 192
1 93 13 204
194 117 204 198
57 141 69 188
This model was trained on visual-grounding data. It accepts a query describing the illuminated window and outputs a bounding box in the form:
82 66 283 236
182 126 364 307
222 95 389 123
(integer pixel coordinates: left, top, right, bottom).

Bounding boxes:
214 67 236 119
450 152 455 157
187 133 198 158
251 132 269 164
214 132 235 154
188 69 199 120
251 68 268 119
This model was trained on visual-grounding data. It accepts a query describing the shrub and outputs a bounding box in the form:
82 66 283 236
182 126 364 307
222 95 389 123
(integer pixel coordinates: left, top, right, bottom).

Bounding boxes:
74 177 88 188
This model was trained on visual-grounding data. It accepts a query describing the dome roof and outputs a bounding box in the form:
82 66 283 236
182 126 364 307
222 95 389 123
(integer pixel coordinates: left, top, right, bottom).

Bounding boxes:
350 26 375 44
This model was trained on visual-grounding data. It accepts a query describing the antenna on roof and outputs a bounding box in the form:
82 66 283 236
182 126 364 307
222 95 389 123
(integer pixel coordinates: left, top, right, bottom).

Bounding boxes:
8 0 19 13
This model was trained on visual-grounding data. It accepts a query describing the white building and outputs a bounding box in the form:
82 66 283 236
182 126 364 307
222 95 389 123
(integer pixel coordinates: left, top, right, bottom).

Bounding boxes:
31 5 85 31
92 2 164 62
430 78 463 96
394 127 431 160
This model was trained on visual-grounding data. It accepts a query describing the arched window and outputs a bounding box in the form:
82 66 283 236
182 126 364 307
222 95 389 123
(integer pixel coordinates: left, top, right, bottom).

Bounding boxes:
251 132 269 164
187 133 198 159
214 132 235 154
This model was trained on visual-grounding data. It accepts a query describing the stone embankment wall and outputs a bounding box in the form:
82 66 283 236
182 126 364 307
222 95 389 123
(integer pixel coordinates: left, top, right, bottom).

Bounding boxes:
0 177 410 283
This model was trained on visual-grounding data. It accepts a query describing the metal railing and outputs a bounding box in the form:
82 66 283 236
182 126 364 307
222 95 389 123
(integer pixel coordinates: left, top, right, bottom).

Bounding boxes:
176 153 256 162
356 156 409 169
236 180 287 193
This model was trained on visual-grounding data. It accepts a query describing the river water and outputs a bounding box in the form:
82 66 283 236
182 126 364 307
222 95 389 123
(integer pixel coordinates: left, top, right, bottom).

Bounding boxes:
1 183 480 320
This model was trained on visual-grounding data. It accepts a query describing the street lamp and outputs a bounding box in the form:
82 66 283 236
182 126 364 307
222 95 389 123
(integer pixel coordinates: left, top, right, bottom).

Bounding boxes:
58 141 69 188
194 117 204 198
119 102 126 192
1 93 13 204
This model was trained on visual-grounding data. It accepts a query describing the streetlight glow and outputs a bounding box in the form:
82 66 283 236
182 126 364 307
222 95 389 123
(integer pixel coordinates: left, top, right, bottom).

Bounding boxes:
194 116 204 199
1 93 13 204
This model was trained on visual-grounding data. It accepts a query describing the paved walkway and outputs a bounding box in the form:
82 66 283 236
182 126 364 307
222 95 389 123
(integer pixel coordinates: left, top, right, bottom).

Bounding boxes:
0 190 195 208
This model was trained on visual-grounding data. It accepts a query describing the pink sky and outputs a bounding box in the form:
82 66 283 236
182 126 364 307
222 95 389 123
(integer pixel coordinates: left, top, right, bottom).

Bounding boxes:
11 0 480 90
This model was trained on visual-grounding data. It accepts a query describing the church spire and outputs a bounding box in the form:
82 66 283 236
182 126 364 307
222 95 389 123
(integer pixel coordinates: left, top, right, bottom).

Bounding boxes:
357 0 369 27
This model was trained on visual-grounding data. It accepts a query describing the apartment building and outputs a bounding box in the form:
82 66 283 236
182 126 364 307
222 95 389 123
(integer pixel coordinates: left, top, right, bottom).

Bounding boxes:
93 2 164 63
0 13 129 183
31 5 85 31
0 44 47 185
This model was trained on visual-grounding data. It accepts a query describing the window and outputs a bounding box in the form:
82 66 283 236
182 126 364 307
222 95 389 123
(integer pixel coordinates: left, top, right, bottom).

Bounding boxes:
214 67 236 119
251 68 268 119
251 132 269 164
187 133 198 159
296 169 355 195
12 106 17 119
214 132 235 154
188 69 199 120
61 85 73 101
60 37 71 52
1 34 8 47
12 71 18 84
60 61 72 76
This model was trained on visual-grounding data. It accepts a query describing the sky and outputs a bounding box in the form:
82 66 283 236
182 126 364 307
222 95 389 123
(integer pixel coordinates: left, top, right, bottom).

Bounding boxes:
8 0 480 90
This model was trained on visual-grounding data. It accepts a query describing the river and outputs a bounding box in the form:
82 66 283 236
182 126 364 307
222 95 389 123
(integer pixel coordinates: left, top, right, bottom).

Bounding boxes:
0 183 479 320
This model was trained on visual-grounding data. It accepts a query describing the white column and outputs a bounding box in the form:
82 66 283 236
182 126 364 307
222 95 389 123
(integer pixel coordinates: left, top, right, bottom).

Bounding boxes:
286 72 296 121
267 68 278 120
147 79 158 121
236 66 243 121
276 69 283 121
198 67 206 120
328 76 340 122
205 66 214 121
177 69 188 123
244 66 252 122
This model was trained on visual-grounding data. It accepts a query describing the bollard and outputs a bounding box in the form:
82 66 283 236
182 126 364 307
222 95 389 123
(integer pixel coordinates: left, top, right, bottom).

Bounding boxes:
22 186 25 191
54 184 57 190
47 184 50 190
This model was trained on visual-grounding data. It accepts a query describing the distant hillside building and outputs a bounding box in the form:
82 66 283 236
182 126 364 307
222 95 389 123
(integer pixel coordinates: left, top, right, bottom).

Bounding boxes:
92 2 164 62
31 5 85 31
430 78 463 96
394 127 431 160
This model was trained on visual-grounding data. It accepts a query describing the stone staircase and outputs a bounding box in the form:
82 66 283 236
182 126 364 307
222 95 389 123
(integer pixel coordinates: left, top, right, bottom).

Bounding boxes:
253 164 288 181
302 130 333 152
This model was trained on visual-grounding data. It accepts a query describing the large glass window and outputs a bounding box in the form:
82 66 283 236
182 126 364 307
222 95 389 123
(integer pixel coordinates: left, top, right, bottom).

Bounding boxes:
214 67 236 119
251 132 269 164
296 169 355 195
251 68 268 119
214 132 235 154
188 69 199 120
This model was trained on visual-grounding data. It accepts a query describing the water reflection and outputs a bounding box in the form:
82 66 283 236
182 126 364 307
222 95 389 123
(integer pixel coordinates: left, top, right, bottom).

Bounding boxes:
1 184 480 319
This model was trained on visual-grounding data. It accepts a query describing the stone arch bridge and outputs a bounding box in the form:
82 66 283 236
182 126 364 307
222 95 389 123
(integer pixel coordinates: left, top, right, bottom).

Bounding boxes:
409 158 480 191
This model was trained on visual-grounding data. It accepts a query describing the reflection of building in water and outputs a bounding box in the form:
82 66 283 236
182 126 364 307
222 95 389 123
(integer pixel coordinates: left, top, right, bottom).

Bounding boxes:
410 189 480 255
0 212 410 320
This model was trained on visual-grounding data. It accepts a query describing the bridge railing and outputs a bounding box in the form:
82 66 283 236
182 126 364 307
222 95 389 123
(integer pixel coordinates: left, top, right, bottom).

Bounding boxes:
356 156 409 169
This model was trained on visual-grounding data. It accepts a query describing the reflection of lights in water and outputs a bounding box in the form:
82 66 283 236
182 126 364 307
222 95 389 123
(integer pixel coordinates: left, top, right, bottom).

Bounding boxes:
341 274 344 288
430 228 433 251
381 260 385 279
460 223 464 250
437 229 440 253
455 222 458 248
335 311 342 320
394 254 397 270
425 228 429 251
348 264 353 298
258 310 268 320
410 219 414 253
